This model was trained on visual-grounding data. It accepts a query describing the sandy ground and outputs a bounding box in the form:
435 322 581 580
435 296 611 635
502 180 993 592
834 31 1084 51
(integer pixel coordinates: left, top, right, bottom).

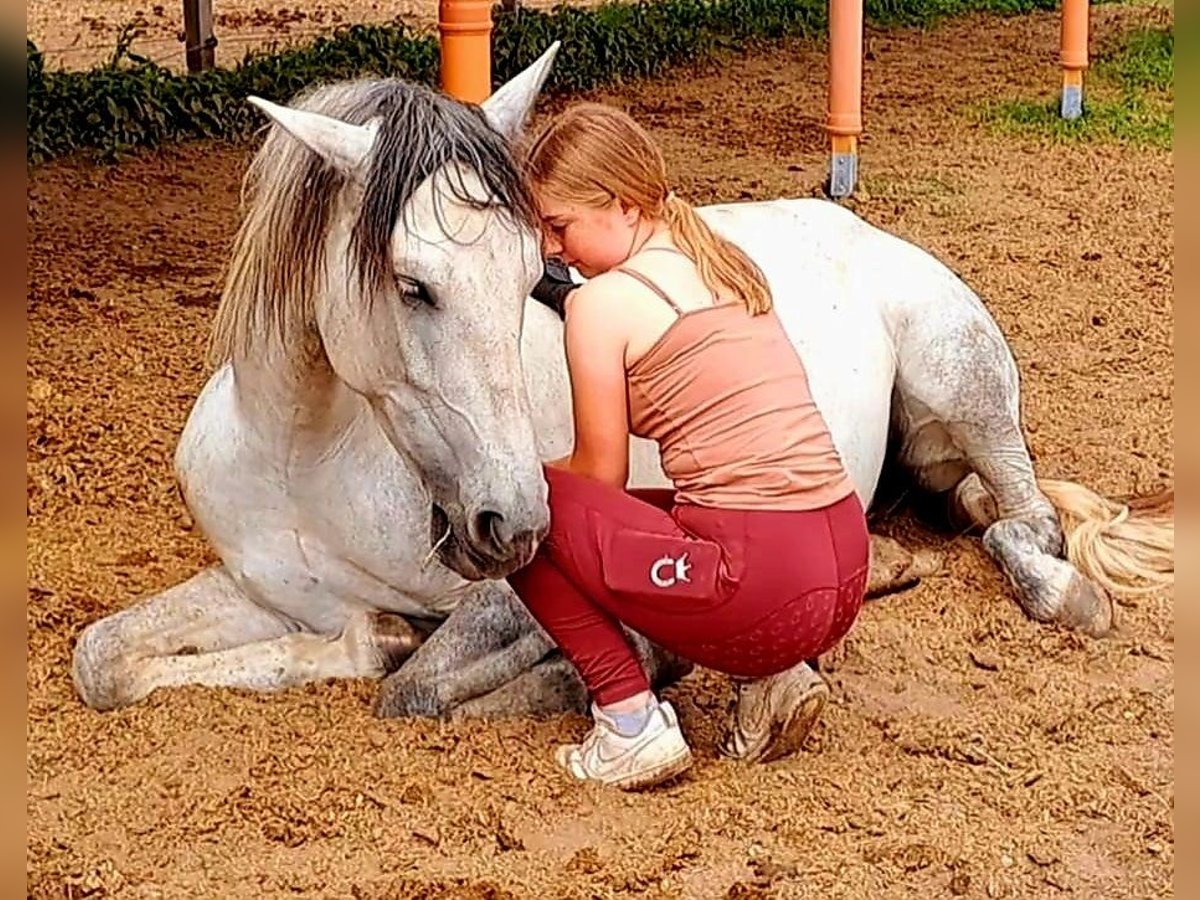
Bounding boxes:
27 4 1173 898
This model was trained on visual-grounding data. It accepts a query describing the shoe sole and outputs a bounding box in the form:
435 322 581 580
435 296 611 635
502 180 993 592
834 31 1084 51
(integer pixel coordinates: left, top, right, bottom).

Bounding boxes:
755 680 829 763
609 745 695 791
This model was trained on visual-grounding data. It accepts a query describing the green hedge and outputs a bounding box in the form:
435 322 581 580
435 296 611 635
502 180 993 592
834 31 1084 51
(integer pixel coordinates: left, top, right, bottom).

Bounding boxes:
27 0 1060 165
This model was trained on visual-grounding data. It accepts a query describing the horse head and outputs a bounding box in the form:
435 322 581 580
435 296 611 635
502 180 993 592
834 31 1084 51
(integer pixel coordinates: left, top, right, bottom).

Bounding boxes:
219 45 561 581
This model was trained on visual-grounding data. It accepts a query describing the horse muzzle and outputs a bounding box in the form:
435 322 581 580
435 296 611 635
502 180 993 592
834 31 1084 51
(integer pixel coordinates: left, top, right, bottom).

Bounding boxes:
430 502 548 580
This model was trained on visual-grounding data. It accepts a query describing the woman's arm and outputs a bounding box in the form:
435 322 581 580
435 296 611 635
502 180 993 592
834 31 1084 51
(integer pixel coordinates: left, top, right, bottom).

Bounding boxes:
548 281 631 488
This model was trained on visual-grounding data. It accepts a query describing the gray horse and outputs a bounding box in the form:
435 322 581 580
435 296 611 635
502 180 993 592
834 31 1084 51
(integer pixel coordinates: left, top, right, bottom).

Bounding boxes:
71 45 1173 724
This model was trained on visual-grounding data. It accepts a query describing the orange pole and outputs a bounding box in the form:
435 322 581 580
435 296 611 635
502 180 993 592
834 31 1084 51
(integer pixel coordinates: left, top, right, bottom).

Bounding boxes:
1060 0 1088 119
827 0 863 198
439 0 493 104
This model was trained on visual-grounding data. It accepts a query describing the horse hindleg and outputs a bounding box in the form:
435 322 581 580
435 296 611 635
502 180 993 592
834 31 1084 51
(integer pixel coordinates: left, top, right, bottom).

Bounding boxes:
892 309 1114 636
73 565 292 710
73 565 423 710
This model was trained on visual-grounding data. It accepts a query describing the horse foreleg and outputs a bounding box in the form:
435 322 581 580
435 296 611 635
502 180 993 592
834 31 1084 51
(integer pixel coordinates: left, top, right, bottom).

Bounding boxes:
73 565 291 710
374 580 695 719
446 631 695 719
447 655 588 719
375 581 562 718
73 565 422 710
133 608 419 699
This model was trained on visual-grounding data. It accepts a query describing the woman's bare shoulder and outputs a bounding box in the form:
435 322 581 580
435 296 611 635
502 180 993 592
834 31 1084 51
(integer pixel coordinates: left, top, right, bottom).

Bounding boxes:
567 270 643 315
564 274 633 332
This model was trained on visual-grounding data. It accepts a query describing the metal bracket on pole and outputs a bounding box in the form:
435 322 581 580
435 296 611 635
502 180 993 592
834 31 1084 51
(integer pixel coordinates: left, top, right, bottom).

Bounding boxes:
829 135 859 200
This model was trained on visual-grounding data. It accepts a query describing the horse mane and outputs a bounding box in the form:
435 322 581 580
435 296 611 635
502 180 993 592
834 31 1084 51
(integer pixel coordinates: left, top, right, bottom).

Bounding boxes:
207 79 538 366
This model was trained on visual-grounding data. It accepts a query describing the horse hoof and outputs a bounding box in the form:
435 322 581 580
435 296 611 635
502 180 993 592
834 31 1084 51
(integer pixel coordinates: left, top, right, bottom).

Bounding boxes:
369 612 424 674
866 536 943 599
948 473 998 533
72 621 148 711
909 549 943 579
1055 573 1114 638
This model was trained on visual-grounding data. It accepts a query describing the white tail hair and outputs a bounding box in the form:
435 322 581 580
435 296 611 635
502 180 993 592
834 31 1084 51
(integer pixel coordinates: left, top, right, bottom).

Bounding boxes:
1038 479 1174 599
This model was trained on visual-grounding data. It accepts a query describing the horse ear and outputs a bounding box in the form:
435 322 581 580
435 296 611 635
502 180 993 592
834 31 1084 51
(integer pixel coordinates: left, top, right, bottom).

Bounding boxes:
247 96 379 179
479 41 561 141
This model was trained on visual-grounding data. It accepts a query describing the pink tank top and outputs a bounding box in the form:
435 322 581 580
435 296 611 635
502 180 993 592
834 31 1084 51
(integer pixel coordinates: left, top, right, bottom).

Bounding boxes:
620 266 855 512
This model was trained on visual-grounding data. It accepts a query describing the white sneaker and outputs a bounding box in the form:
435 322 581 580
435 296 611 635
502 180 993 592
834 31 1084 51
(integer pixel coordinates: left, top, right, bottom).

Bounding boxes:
556 700 694 790
721 661 829 763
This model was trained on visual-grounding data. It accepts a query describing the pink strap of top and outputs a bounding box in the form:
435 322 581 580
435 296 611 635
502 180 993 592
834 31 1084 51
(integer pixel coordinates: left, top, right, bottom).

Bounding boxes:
617 253 855 512
615 249 721 317
614 267 685 315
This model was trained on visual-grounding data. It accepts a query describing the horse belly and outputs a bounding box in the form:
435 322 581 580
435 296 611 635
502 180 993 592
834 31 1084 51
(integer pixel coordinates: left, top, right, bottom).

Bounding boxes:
773 299 893 508
699 200 895 507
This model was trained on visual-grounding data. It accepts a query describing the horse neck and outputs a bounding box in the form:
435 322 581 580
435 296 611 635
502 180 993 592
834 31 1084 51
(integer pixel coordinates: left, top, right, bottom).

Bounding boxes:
229 324 362 452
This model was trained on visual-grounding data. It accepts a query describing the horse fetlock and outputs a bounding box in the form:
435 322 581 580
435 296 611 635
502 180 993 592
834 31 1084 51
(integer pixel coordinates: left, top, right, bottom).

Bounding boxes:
982 520 1110 634
71 620 151 711
1024 513 1065 558
333 611 406 679
367 611 424 674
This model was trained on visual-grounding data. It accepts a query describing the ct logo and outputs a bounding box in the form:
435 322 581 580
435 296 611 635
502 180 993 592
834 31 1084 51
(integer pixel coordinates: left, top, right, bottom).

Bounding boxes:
649 552 691 588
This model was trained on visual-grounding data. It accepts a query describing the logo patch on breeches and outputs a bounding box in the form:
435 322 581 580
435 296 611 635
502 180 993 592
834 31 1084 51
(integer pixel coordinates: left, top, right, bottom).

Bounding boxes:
650 552 692 588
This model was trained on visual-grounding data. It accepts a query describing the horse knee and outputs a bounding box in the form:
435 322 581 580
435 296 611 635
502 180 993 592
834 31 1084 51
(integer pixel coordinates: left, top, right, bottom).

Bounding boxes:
71 617 146 711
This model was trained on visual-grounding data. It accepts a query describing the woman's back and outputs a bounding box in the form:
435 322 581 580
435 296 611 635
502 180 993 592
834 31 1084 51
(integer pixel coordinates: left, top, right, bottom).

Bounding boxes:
596 244 855 511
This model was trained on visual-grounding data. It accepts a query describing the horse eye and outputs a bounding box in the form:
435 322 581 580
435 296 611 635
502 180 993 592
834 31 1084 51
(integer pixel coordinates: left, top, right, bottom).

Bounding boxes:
396 277 435 308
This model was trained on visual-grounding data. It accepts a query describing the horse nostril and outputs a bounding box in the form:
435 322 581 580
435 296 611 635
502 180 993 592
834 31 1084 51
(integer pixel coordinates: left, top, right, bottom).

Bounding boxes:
475 509 513 552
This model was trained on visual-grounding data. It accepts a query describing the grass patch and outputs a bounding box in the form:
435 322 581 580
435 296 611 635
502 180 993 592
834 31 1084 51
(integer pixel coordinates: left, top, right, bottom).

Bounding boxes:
973 22 1173 148
976 94 1172 148
858 173 964 199
1095 23 1173 91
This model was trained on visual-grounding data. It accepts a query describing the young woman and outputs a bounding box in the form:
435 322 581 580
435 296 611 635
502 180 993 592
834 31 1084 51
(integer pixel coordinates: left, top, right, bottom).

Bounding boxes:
511 103 869 791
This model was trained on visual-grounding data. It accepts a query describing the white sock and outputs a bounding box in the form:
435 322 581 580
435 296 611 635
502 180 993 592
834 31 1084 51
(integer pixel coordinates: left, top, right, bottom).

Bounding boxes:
603 696 659 737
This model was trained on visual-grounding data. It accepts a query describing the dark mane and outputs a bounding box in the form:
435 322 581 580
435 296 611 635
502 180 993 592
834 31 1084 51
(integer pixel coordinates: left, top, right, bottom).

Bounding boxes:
209 79 537 364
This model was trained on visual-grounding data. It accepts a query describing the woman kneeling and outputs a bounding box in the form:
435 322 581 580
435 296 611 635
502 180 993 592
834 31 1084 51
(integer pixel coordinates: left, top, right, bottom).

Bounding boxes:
510 103 869 790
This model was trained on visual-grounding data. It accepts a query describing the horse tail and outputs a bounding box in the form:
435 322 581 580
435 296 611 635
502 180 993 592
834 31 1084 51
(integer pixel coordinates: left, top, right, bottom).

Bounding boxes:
1038 479 1174 599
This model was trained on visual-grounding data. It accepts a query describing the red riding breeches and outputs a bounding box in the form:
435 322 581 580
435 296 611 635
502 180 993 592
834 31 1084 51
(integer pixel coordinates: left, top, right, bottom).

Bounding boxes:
506 467 870 706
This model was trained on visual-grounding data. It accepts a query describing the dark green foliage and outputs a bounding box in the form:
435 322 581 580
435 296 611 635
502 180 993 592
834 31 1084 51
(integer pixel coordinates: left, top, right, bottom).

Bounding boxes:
490 0 826 94
27 23 437 163
25 0 1081 165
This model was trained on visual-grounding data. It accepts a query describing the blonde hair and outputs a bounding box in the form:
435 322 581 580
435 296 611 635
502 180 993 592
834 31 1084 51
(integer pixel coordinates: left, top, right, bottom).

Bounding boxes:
523 103 772 315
